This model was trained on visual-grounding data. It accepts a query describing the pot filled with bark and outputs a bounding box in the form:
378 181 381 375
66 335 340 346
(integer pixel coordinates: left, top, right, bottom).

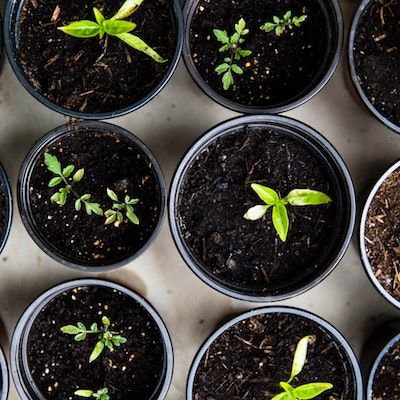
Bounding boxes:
183 0 343 113
187 306 363 399
18 120 165 271
10 278 173 400
0 162 13 256
349 0 400 134
4 0 183 119
169 115 356 301
0 345 8 400
360 159 400 309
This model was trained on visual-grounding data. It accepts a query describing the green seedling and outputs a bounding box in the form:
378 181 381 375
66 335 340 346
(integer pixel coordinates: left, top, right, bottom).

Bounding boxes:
61 316 127 363
58 0 166 63
261 11 307 36
244 183 332 242
104 188 139 227
271 335 333 400
44 153 103 216
213 18 252 90
75 388 110 400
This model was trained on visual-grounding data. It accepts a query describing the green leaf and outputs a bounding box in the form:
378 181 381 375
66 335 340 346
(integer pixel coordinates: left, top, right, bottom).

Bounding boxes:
280 382 295 394
75 390 94 397
239 49 252 57
60 325 81 335
103 19 137 35
126 196 139 205
63 165 75 177
105 213 117 225
261 22 276 32
48 177 62 187
89 340 105 363
230 32 240 44
126 210 139 225
77 322 86 330
75 199 82 211
283 10 292 21
73 168 85 182
106 188 119 202
244 205 270 220
289 335 316 382
93 7 105 25
231 64 243 74
271 393 291 400
272 204 289 242
58 20 101 38
235 18 246 34
213 29 229 44
44 153 62 175
215 63 230 74
85 202 103 216
293 383 333 399
284 189 332 206
74 332 87 341
112 0 144 20
276 25 285 36
58 190 68 206
116 33 167 63
273 16 281 23
50 192 60 203
222 70 234 90
102 316 110 327
112 335 127 346
219 44 230 52
251 183 280 205
81 194 91 201
90 323 98 332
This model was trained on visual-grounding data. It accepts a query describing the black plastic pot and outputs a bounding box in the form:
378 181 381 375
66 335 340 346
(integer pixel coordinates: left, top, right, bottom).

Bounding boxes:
0 345 8 400
186 306 363 399
359 158 400 309
182 0 343 114
18 120 166 271
348 0 400 134
169 115 356 302
10 278 174 400
3 0 183 120
0 161 13 256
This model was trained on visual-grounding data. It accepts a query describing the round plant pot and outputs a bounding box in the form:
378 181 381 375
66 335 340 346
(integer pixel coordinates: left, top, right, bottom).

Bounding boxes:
187 306 363 399
18 120 165 271
348 0 400 134
183 0 343 114
10 278 174 400
169 115 356 302
359 158 400 309
4 0 183 119
0 161 13 256
0 345 9 400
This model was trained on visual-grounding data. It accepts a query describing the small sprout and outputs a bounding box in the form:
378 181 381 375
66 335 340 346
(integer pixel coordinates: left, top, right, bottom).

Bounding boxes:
213 18 252 90
58 0 166 63
61 316 127 363
260 11 307 36
44 153 103 217
271 336 333 400
75 388 110 400
244 184 332 242
104 188 140 227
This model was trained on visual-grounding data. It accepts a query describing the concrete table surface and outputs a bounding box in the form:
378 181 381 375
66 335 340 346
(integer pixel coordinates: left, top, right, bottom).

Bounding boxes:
0 0 399 398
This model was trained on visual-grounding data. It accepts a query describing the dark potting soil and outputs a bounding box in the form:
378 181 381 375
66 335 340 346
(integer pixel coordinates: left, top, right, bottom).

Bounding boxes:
372 338 400 399
176 126 336 295
365 169 400 300
353 0 400 126
29 126 162 266
16 0 177 114
193 313 355 399
189 0 329 107
27 285 165 399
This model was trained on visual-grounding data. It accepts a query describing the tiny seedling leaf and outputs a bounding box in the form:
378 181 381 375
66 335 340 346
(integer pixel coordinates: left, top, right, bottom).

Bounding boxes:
213 29 229 44
44 153 62 175
251 183 280 205
112 0 144 20
272 203 289 242
292 382 333 399
289 335 316 383
58 21 101 38
243 205 270 220
89 340 105 363
284 189 332 206
75 390 94 397
103 19 137 35
63 165 75 177
61 325 81 335
48 177 62 188
73 168 85 182
93 7 105 25
106 188 119 202
271 393 291 400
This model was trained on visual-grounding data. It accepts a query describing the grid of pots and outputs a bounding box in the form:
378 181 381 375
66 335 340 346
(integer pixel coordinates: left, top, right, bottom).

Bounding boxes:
0 0 398 399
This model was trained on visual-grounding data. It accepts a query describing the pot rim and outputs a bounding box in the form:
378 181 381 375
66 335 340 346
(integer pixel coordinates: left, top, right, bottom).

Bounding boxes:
18 120 166 271
168 114 356 302
0 161 13 256
0 345 9 400
10 278 174 400
186 306 363 399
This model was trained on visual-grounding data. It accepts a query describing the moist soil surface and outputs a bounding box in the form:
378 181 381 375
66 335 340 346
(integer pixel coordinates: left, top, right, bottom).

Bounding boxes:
27 285 165 399
29 125 162 266
353 0 400 126
372 338 400 399
16 0 177 114
189 0 329 107
177 126 336 296
193 312 355 399
365 169 400 300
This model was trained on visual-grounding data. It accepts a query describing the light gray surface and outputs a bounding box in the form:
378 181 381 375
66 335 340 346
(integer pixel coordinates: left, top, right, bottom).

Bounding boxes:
0 0 399 398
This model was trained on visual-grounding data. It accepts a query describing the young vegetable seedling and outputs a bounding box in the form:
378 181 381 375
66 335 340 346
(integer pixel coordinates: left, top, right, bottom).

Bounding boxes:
61 316 127 363
213 18 252 90
260 11 307 36
244 183 332 242
75 388 110 400
44 153 103 216
271 335 333 400
58 0 166 63
105 188 140 227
